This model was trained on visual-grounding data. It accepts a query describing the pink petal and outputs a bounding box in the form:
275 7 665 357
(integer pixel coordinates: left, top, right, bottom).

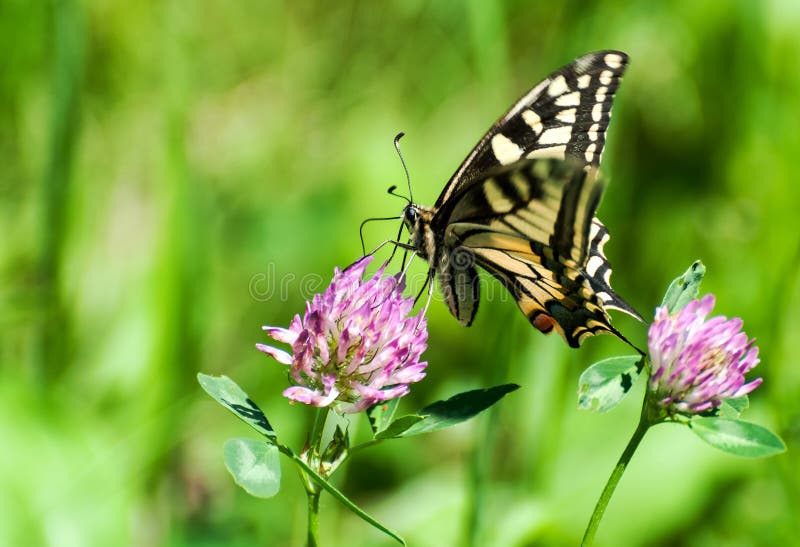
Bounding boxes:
256 343 293 365
262 326 298 345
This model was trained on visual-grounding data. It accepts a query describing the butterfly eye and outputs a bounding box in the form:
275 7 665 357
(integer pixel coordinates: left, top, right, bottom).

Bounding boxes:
403 206 418 226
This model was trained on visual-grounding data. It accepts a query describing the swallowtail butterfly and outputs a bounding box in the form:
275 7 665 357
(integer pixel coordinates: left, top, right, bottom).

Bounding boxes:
401 51 642 347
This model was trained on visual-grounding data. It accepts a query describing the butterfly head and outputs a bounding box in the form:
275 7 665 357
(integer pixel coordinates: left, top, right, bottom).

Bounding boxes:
402 203 436 260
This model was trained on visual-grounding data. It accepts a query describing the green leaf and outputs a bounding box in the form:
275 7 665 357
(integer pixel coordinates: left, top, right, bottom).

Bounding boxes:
661 260 706 313
197 373 277 440
689 417 786 458
725 396 750 414
578 355 643 412
223 438 281 498
374 415 425 440
716 396 750 419
398 384 520 437
367 397 400 435
283 447 406 545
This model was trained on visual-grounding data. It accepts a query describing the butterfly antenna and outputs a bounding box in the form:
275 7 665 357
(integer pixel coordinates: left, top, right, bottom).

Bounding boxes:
387 184 410 203
394 132 413 204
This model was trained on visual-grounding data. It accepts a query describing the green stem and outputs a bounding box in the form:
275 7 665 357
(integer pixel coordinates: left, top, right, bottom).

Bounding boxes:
281 443 406 545
581 414 651 546
310 406 329 446
304 407 329 547
307 488 321 547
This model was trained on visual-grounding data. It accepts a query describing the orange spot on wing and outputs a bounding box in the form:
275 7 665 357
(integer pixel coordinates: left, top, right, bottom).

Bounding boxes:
532 314 555 334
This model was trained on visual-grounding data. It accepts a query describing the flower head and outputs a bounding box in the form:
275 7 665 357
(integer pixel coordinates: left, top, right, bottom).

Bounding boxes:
257 256 428 413
647 294 761 415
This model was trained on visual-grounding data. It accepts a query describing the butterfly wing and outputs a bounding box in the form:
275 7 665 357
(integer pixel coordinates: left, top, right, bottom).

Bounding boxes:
435 50 629 208
434 157 642 347
436 247 481 326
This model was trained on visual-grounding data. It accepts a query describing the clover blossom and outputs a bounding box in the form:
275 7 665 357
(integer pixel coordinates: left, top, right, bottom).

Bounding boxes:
648 294 762 415
257 256 427 413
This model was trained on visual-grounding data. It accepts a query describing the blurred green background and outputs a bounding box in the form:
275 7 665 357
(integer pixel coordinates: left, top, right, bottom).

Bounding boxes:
2 0 799 545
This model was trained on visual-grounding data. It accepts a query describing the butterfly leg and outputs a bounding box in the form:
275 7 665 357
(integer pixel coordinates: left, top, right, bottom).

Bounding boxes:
397 251 418 281
359 215 404 255
369 251 419 313
391 219 407 267
413 268 436 319
399 247 410 271
365 238 416 258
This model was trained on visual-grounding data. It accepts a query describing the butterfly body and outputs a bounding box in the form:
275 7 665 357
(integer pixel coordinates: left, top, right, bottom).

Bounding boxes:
401 51 642 347
402 205 436 261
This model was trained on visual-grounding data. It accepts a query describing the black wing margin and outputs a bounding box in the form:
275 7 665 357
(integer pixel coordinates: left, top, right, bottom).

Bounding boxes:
435 50 629 208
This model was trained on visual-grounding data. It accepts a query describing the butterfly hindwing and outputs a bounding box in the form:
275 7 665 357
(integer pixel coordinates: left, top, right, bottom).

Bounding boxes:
436 50 628 208
584 218 642 320
436 158 637 347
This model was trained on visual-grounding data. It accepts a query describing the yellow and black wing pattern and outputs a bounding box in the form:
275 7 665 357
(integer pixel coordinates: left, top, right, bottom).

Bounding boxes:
436 50 629 208
434 158 642 347
403 51 639 346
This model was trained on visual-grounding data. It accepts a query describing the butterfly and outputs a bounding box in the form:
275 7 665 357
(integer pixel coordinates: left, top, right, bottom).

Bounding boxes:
399 51 643 347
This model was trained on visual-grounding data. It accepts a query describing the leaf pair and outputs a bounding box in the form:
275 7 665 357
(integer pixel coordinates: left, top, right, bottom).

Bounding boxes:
198 373 519 545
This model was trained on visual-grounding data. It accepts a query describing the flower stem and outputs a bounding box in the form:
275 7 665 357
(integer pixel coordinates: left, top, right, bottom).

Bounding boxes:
306 488 321 547
581 415 650 546
304 407 329 547
310 406 329 446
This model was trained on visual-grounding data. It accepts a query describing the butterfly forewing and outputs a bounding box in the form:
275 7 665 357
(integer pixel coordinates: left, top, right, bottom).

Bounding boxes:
436 50 628 208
